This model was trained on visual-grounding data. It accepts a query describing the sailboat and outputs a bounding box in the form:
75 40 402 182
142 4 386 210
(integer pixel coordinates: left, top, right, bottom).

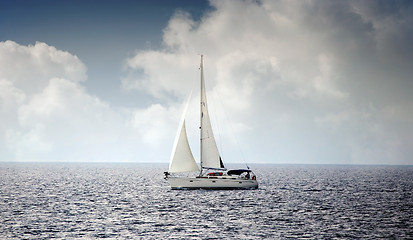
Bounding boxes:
164 55 258 190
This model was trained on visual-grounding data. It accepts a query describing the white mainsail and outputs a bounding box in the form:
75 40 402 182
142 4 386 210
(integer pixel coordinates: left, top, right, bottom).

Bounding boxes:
200 55 225 170
169 93 199 173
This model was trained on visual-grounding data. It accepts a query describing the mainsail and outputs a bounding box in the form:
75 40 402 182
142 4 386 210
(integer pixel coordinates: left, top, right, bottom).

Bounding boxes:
200 55 225 170
168 93 199 173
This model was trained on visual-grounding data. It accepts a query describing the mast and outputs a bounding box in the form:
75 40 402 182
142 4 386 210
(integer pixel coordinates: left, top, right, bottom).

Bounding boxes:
199 54 204 175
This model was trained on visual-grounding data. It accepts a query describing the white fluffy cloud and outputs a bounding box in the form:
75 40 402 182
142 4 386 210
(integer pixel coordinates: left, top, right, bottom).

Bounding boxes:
0 41 87 94
0 41 176 161
124 0 413 164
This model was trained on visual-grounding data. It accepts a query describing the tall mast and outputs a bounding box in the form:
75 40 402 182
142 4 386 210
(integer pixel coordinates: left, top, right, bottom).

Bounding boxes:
199 54 204 175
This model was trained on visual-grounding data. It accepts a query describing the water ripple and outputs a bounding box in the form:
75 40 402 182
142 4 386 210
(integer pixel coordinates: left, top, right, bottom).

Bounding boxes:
0 163 412 239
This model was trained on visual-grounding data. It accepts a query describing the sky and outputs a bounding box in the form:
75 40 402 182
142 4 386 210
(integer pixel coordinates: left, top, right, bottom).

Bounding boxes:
1 0 412 165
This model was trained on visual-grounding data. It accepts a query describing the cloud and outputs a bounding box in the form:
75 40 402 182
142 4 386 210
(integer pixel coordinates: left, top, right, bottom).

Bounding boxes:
0 41 87 95
0 41 177 161
0 41 116 160
124 0 413 164
130 103 177 146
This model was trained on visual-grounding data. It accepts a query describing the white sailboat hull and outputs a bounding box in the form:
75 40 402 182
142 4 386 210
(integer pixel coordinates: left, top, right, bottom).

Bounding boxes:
168 177 258 190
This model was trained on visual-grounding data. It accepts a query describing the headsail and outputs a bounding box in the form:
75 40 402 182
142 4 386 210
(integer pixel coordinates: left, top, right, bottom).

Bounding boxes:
200 55 226 170
169 92 199 173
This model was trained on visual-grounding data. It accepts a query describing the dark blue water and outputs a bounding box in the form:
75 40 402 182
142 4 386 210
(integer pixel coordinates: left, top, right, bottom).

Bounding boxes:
0 163 412 239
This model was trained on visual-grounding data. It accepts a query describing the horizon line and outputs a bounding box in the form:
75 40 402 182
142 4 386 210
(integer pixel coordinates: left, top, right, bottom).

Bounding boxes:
0 161 412 167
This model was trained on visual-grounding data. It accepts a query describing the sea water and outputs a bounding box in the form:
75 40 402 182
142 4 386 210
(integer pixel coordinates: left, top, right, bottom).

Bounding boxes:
0 163 412 239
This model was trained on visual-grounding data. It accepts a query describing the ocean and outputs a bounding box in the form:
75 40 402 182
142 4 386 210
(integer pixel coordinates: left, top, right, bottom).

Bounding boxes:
0 163 412 239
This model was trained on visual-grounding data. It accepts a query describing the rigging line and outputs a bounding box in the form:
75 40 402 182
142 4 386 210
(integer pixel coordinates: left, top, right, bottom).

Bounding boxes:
213 87 249 167
209 86 224 159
